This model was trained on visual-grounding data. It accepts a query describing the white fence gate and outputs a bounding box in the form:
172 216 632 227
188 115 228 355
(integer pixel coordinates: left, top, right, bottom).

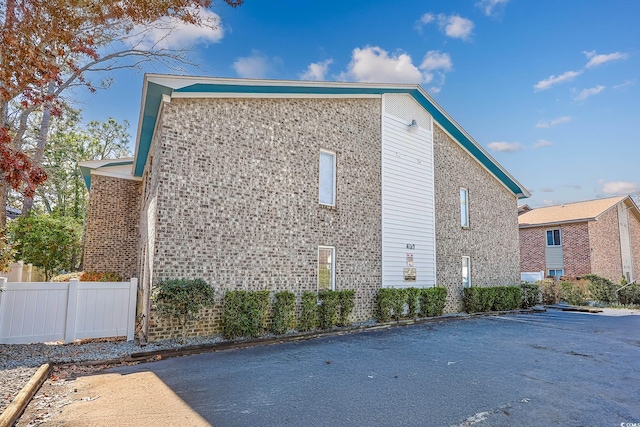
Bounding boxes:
0 278 137 344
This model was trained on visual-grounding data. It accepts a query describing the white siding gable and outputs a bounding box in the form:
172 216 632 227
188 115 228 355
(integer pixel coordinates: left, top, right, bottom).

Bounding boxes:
381 94 436 288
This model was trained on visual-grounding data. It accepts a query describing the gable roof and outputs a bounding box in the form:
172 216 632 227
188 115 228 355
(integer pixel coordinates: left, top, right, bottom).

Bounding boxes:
518 195 637 228
78 158 135 190
132 74 530 199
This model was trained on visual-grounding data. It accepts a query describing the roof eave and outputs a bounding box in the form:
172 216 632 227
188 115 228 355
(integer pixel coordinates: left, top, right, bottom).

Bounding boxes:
519 218 595 228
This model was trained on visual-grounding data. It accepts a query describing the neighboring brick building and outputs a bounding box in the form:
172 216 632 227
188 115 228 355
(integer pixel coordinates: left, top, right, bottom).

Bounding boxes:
519 196 640 283
81 75 529 341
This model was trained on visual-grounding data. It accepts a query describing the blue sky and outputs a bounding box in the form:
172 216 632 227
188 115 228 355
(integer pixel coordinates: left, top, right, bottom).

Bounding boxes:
74 0 640 207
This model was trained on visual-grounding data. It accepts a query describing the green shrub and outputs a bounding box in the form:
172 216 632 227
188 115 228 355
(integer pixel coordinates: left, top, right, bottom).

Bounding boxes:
559 281 588 306
406 288 421 318
299 292 318 332
463 286 522 313
375 288 394 322
271 291 296 335
9 214 83 280
337 290 356 326
520 283 540 308
493 287 521 311
419 287 447 317
619 283 640 305
222 290 270 339
391 288 407 321
463 287 485 313
583 274 617 304
318 290 339 329
153 278 215 344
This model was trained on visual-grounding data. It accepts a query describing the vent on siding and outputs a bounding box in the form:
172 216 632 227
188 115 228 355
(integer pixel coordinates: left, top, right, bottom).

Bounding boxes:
384 94 432 131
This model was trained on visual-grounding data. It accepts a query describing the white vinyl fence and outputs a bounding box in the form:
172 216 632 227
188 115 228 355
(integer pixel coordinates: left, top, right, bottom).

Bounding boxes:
521 271 545 283
0 278 137 344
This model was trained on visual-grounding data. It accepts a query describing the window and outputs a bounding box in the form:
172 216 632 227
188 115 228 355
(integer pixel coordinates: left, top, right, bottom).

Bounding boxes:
318 246 335 291
546 229 561 246
462 256 471 288
460 188 469 227
319 151 336 206
548 269 564 278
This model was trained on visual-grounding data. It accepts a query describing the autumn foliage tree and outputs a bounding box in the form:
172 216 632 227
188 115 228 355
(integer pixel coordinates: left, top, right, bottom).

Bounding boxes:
0 0 242 227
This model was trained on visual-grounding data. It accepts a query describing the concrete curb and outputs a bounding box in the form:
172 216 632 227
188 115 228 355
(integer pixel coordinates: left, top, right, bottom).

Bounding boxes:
0 363 50 427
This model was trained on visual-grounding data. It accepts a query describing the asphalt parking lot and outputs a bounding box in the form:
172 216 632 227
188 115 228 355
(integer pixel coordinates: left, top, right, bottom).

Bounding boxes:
28 309 640 426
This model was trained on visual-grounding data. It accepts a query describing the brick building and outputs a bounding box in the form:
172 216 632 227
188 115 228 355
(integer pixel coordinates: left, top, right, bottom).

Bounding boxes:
519 196 640 283
80 75 529 340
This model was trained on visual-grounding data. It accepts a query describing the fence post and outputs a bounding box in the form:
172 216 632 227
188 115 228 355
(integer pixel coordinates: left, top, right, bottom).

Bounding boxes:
64 279 79 342
0 277 7 340
127 278 138 341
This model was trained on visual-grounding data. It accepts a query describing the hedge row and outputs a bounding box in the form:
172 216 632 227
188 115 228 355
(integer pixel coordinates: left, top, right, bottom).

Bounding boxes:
462 284 541 313
222 289 356 339
375 287 447 322
541 274 640 306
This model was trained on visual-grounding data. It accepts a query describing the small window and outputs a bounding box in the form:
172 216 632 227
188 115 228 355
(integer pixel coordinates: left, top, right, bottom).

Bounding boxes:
546 229 561 246
319 151 336 206
318 246 335 291
460 188 469 228
462 256 471 288
548 269 564 278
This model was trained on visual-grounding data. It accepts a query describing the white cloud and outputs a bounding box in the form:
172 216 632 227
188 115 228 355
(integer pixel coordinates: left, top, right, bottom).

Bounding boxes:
428 86 442 95
584 50 629 68
420 50 453 72
543 199 560 206
534 70 582 91
535 116 571 128
600 181 639 194
573 85 605 101
533 139 552 148
339 47 452 85
232 50 281 78
128 8 224 49
540 187 554 193
416 13 474 40
300 59 333 81
442 15 474 40
487 141 524 152
476 0 509 16
613 79 636 90
419 13 435 25
550 116 571 126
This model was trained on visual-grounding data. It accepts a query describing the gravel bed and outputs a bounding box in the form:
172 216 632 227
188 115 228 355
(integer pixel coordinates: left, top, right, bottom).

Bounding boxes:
0 334 224 415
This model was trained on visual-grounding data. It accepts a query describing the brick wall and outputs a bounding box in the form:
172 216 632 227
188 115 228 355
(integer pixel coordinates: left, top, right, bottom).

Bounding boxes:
519 227 546 272
83 175 141 280
588 206 623 282
146 97 383 340
433 125 521 313
561 222 591 277
629 210 640 282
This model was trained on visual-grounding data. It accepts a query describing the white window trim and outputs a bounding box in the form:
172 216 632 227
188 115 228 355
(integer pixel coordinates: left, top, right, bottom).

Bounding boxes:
462 256 471 288
546 229 561 247
319 150 336 206
318 246 336 291
460 187 470 228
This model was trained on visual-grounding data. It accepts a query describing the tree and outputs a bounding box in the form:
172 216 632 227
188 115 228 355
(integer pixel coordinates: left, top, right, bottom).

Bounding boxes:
0 0 244 227
8 213 83 280
11 107 131 219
